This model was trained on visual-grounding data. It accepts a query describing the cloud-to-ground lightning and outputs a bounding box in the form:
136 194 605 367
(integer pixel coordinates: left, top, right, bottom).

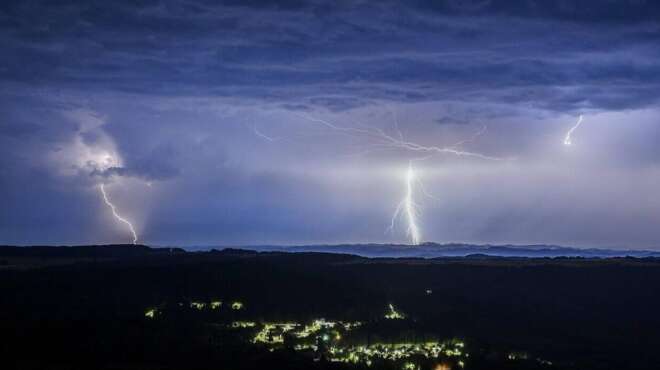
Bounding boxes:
99 183 138 245
297 114 503 245
564 115 584 146
389 161 422 245
253 112 503 245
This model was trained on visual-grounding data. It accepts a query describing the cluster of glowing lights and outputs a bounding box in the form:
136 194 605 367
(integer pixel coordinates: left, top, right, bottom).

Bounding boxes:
251 318 362 345
149 300 474 368
326 341 467 367
247 313 364 340
180 299 243 311
145 300 236 317
247 317 467 367
231 321 256 328
253 323 299 344
296 318 336 338
385 303 406 320
506 351 552 366
507 352 529 361
190 302 206 310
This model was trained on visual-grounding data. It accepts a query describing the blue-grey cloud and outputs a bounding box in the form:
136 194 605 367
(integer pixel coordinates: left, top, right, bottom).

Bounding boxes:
1 0 659 112
2 0 660 248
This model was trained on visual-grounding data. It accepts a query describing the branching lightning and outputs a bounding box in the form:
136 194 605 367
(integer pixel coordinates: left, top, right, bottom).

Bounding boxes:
298 114 504 161
297 114 504 245
388 163 418 244
252 112 503 245
252 125 279 142
99 183 138 245
564 115 583 146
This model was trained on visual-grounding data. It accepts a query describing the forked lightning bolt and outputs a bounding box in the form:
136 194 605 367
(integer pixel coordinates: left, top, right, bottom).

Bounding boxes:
389 162 422 245
297 114 503 161
564 115 583 146
298 115 504 245
100 183 138 245
254 113 503 245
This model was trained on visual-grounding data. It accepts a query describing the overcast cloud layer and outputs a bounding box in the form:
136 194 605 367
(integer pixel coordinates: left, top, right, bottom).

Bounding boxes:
2 0 660 248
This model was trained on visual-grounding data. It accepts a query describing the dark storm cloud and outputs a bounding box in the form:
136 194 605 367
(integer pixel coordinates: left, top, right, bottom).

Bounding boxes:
88 139 182 181
1 0 659 112
414 0 660 23
2 0 660 247
0 118 42 138
435 117 470 125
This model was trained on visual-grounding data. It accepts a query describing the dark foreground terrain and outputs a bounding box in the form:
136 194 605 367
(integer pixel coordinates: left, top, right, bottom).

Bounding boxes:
1 245 659 370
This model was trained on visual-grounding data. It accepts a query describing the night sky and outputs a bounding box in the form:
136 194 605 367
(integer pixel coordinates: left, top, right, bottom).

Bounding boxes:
2 0 660 248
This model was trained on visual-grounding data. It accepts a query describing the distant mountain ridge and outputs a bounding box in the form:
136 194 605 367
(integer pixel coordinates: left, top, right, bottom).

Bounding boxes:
227 242 660 258
0 244 185 258
2 243 659 259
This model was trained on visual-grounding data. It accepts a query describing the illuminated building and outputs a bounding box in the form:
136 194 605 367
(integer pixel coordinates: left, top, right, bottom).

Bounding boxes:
190 302 206 310
231 321 256 328
231 301 244 310
385 303 405 319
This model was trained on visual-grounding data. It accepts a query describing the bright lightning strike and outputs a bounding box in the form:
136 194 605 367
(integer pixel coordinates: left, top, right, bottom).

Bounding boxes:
298 114 504 161
404 162 421 245
564 114 583 146
295 115 503 245
389 162 431 245
255 113 504 246
99 183 138 245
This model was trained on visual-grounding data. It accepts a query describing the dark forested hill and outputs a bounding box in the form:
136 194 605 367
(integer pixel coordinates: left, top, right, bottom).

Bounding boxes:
1 245 659 370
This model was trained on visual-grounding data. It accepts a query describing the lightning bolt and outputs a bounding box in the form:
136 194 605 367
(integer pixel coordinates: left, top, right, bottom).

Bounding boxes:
252 125 279 142
564 114 583 146
388 161 443 245
403 162 421 245
99 183 138 245
254 112 505 245
297 115 505 245
297 114 504 161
